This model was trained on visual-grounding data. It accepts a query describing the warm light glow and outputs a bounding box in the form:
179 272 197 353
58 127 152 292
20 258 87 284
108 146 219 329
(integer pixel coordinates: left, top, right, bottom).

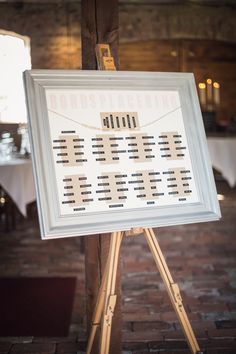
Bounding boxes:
0 197 5 204
206 79 212 84
198 83 206 89
217 194 225 201
213 82 220 89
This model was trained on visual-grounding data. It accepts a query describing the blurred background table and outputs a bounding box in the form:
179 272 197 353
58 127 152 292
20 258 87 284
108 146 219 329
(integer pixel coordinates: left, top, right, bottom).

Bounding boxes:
0 158 35 217
207 136 236 188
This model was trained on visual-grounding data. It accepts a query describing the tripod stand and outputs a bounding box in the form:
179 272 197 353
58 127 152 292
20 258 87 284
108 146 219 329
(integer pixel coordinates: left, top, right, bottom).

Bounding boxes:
86 228 203 354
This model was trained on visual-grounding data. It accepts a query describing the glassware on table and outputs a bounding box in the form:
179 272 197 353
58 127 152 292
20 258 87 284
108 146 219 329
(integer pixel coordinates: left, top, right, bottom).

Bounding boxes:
0 132 14 161
18 123 31 157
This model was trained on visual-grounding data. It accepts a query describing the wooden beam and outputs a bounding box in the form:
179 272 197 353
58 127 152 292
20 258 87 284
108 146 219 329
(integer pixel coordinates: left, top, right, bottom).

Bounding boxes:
81 1 121 353
81 0 119 70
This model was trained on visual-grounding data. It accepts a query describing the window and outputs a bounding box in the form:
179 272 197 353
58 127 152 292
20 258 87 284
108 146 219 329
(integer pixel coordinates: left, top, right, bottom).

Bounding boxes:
0 30 31 123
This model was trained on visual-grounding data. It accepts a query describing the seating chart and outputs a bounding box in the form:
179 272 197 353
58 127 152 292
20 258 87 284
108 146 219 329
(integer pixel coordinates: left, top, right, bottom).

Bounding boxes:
46 89 199 216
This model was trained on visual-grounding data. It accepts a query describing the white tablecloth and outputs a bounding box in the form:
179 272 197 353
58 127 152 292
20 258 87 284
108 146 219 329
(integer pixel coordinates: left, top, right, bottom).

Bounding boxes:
0 159 36 216
207 137 236 188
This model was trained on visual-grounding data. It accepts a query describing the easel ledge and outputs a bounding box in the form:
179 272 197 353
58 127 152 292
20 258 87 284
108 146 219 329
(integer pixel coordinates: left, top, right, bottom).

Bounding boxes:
86 44 204 354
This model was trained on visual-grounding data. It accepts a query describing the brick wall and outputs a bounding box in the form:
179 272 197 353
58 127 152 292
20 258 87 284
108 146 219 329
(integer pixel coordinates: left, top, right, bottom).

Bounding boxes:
0 2 81 69
0 2 236 70
119 3 236 43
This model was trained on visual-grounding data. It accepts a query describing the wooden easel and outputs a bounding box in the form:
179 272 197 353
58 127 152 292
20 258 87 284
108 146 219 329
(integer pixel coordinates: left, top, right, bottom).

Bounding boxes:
86 44 204 354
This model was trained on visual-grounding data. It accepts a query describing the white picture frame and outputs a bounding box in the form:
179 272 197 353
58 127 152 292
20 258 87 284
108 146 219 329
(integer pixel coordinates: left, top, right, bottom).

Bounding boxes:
24 70 221 239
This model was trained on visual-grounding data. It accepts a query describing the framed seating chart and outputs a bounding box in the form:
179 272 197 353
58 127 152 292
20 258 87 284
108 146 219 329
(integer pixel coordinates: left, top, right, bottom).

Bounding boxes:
24 70 220 239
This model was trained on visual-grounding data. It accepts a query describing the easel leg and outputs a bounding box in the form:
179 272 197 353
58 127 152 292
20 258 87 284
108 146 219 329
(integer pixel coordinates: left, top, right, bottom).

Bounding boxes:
99 231 124 354
143 228 202 354
86 231 124 354
86 257 109 354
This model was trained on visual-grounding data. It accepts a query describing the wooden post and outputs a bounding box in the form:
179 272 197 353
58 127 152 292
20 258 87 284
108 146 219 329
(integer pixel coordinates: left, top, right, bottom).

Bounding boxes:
81 0 119 70
81 1 121 353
